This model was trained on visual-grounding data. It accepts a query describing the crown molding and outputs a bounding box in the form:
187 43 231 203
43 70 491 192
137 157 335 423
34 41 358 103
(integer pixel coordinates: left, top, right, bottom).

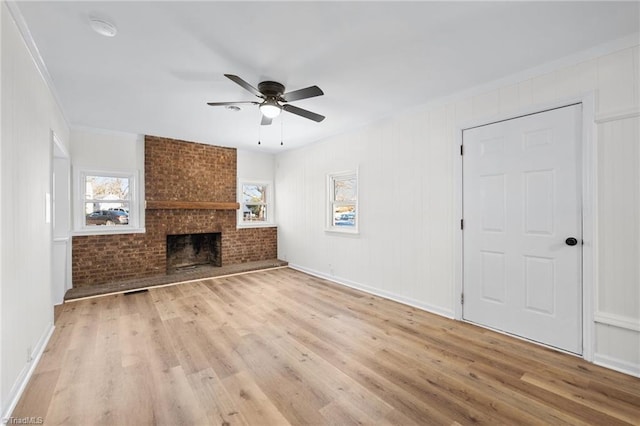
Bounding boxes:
4 1 71 130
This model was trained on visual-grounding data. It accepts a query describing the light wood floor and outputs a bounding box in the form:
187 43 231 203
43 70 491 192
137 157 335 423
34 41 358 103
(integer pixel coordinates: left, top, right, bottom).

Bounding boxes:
13 268 640 425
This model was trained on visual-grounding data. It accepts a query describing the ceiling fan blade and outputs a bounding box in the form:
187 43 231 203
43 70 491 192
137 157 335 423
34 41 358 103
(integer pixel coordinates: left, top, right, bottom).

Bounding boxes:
224 74 263 98
261 115 273 126
282 104 325 122
281 85 324 102
206 101 259 106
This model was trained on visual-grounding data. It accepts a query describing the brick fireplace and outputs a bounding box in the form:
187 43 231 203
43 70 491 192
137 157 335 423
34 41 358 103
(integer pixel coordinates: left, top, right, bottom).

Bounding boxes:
71 136 277 288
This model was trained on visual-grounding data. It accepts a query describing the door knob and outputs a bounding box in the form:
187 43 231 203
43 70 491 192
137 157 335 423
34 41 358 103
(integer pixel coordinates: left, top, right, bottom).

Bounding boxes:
565 237 578 246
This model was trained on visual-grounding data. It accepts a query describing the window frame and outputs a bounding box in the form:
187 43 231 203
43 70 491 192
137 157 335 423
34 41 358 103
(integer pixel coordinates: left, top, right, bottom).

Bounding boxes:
237 179 275 228
73 168 143 235
326 170 359 234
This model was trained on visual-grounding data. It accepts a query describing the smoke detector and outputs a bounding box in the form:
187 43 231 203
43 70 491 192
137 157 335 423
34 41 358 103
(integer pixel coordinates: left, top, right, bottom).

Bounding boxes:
89 17 118 37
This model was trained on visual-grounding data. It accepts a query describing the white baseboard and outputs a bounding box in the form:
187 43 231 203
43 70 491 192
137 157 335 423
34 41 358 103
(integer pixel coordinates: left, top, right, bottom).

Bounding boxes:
1 323 55 422
288 265 640 378
288 264 455 319
593 353 640 378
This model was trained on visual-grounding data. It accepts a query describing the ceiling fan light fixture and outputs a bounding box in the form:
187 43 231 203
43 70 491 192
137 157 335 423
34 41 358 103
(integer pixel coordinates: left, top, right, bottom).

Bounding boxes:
207 74 324 124
259 99 281 119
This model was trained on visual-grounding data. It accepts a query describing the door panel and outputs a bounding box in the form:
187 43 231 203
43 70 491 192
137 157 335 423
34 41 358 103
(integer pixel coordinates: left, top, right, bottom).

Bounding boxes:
463 105 582 354
480 251 506 303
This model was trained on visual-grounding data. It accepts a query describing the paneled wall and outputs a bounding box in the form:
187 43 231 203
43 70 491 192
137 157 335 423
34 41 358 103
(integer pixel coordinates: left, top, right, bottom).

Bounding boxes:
276 43 640 375
1 3 70 417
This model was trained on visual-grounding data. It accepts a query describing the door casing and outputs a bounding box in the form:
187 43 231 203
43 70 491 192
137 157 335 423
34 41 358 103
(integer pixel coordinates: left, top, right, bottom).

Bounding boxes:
453 93 596 361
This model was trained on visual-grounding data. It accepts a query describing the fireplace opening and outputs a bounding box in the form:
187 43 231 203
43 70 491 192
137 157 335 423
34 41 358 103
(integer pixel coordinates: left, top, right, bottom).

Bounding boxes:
166 232 221 273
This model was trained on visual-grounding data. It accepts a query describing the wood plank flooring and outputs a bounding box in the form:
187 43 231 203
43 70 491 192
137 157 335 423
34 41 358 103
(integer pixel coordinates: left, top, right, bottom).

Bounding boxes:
12 268 640 425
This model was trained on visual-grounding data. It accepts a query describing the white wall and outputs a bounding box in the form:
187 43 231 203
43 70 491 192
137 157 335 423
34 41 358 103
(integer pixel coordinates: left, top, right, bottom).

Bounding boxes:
276 41 640 376
71 127 142 171
237 149 275 182
1 2 69 417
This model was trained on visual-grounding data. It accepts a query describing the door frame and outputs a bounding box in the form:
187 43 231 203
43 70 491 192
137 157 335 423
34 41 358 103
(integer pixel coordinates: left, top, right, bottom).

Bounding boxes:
51 131 72 306
453 92 596 361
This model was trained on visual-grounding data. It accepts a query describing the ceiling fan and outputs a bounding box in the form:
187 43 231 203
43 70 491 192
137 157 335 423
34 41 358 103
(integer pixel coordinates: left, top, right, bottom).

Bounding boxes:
207 74 325 125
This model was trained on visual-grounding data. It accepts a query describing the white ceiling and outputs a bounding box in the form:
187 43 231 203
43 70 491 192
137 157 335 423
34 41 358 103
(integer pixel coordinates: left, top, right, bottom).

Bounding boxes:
14 1 640 152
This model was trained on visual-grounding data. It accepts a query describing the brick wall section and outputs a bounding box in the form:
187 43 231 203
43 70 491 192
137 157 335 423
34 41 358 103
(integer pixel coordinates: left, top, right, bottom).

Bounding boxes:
71 136 277 288
144 136 236 202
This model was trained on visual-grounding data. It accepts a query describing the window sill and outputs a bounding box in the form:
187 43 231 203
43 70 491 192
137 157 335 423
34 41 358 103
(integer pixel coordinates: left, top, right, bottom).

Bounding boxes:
325 227 359 235
237 222 277 230
72 227 146 237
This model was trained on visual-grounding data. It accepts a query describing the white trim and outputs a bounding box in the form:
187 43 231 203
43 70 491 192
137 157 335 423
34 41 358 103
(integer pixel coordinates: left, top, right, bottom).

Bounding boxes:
51 130 72 307
289 264 455 319
595 107 640 124
237 33 639 153
454 92 597 362
236 223 277 230
71 227 146 237
593 353 640 378
359 34 640 140
52 132 69 160
594 312 640 332
0 2 3 421
1 323 55 422
71 125 142 139
325 169 359 234
581 93 597 362
73 168 141 233
443 33 639 117
237 179 275 228
453 128 464 320
324 227 359 235
4 1 70 130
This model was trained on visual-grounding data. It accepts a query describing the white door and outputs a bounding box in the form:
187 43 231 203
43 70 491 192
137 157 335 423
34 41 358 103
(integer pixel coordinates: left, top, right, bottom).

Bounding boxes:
463 104 582 354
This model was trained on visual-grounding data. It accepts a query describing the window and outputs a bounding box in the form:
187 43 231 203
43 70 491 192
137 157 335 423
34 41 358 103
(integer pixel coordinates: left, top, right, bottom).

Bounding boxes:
238 181 274 227
75 170 141 234
327 171 358 233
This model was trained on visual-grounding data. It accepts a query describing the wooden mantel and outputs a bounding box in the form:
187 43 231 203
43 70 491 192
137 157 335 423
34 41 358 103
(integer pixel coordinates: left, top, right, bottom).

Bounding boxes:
145 200 239 210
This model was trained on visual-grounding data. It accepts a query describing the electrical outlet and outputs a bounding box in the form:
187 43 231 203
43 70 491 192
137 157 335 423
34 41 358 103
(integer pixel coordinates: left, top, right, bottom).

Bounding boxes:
27 346 33 363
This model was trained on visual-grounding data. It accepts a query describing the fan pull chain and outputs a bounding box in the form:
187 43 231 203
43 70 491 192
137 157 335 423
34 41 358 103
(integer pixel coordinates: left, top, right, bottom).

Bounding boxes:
280 115 284 146
258 118 262 145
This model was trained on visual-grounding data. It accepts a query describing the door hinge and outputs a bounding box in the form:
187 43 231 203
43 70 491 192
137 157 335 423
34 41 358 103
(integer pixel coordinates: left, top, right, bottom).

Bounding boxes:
460 219 464 230
461 293 464 305
460 145 464 156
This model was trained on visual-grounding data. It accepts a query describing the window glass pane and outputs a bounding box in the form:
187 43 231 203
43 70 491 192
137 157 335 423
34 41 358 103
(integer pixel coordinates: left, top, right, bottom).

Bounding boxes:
242 184 267 204
84 202 130 226
242 204 267 222
85 176 130 200
334 176 357 202
332 205 356 227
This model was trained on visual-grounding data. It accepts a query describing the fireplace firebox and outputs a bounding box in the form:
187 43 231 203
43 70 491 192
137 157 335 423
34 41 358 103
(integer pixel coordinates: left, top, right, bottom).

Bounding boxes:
166 232 221 273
